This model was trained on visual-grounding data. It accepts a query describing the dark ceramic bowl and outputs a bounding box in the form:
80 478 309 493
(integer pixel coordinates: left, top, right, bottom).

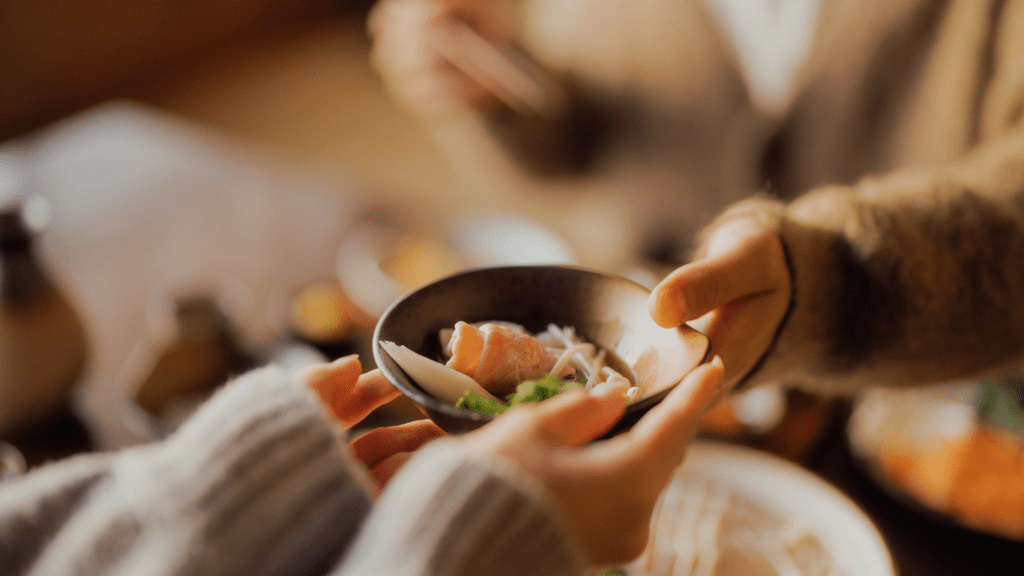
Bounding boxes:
373 265 710 435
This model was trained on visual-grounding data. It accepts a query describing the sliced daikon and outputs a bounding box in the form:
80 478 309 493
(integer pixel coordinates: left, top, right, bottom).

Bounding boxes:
380 341 504 405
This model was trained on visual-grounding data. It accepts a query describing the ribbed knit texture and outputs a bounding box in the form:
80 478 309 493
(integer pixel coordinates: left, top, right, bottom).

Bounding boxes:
0 366 589 576
1 366 374 576
338 439 586 576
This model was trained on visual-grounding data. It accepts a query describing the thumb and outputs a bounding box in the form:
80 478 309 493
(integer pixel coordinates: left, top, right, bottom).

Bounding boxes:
530 388 628 446
649 218 784 328
627 357 725 464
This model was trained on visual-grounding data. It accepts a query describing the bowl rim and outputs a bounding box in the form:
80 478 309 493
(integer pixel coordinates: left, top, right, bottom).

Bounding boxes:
372 263 710 427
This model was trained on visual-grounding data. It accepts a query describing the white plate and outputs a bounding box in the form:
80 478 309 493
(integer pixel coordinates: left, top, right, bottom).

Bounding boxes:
638 440 895 576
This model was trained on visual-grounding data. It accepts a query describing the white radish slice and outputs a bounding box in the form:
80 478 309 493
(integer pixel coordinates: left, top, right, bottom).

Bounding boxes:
380 341 504 405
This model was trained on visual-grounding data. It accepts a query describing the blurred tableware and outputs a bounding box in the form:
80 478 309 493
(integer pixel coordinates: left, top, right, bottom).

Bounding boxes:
287 280 357 346
430 18 608 176
120 286 333 441
336 207 575 323
847 380 1024 542
622 441 895 576
700 387 839 463
0 441 27 480
265 279 367 362
373 264 709 435
0 161 89 439
120 289 255 440
6 102 357 449
701 383 788 437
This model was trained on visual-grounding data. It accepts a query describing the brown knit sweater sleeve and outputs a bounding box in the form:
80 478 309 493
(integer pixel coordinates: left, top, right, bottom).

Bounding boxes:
730 123 1024 394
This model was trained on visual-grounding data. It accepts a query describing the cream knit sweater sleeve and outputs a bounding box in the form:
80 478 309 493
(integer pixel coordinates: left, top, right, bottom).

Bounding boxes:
0 365 585 576
337 440 584 576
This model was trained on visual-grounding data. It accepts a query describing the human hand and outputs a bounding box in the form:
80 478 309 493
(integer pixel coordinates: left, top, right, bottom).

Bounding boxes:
301 355 447 491
463 357 725 565
649 214 791 391
301 355 401 428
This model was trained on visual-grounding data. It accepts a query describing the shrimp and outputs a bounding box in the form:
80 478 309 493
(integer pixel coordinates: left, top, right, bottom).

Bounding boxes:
445 321 484 375
446 321 558 396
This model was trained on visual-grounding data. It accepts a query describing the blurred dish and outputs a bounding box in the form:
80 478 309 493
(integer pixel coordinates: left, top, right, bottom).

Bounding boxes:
625 440 894 576
699 387 840 463
336 207 575 323
287 280 358 345
0 441 27 480
700 384 788 437
847 382 1024 542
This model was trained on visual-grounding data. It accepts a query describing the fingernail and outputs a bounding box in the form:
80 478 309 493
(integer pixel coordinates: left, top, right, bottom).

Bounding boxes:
709 355 728 394
591 383 628 400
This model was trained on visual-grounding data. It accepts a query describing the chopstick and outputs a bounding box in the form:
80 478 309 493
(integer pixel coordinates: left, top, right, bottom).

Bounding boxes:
431 19 568 119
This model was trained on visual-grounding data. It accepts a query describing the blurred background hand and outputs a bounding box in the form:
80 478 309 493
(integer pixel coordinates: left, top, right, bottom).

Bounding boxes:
369 0 552 121
369 0 499 119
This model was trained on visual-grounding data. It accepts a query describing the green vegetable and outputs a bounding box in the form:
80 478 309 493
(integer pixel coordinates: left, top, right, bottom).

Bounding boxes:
506 373 584 406
456 374 585 415
455 390 509 415
976 377 1024 431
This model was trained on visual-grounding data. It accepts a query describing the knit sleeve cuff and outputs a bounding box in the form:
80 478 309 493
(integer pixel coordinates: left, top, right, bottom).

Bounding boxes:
337 439 586 576
28 365 377 576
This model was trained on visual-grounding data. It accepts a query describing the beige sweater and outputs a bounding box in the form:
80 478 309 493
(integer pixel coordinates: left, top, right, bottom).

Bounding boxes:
420 0 1024 394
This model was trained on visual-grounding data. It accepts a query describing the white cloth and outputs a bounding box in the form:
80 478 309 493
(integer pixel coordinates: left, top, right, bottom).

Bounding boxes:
703 0 826 114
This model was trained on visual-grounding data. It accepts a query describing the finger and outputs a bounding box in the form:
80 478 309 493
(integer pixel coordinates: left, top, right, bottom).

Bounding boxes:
336 369 403 427
625 357 725 464
350 419 448 469
700 288 790 386
370 451 416 491
648 223 785 328
301 355 362 411
369 0 439 36
528 388 628 446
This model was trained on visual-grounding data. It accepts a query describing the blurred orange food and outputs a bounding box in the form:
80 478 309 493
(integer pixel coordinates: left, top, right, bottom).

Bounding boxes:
383 237 463 290
290 282 356 344
876 423 1024 539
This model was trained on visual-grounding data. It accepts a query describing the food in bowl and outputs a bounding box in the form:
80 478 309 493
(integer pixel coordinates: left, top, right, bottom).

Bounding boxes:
372 265 711 435
382 320 642 415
